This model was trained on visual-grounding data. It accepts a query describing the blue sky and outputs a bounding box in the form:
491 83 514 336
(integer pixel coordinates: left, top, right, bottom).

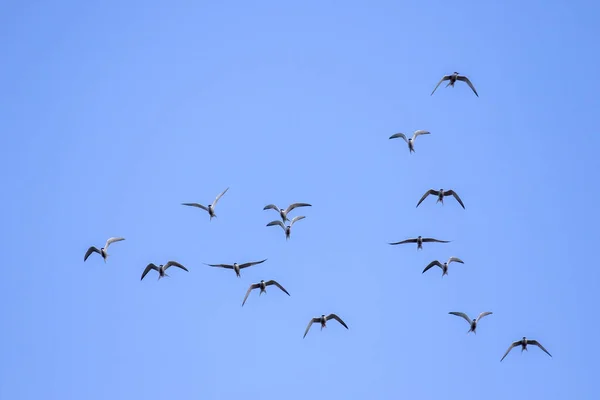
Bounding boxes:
1 1 599 399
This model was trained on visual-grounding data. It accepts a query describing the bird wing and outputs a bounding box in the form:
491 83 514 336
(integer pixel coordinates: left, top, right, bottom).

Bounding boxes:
456 75 479 97
84 246 101 261
500 341 521 362
389 133 408 143
527 340 552 358
443 190 465 209
431 75 451 95
448 257 464 264
239 259 267 269
326 314 349 330
422 238 450 243
411 130 431 141
388 238 417 245
267 220 286 231
141 263 160 280
104 237 125 250
211 187 229 208
265 280 290 296
423 260 443 273
416 189 438 208
263 204 281 212
182 203 209 212
449 312 472 325
285 203 312 214
290 215 306 226
476 312 493 323
241 283 261 306
164 261 188 272
303 318 321 338
205 263 234 269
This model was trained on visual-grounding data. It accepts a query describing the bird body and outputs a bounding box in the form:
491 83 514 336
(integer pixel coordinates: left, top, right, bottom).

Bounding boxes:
140 261 188 281
500 337 552 361
416 189 465 209
303 313 349 338
431 72 479 97
448 311 492 334
389 130 430 153
389 235 450 250
263 203 311 222
205 259 267 278
84 237 125 263
266 215 305 240
423 257 464 276
182 187 229 221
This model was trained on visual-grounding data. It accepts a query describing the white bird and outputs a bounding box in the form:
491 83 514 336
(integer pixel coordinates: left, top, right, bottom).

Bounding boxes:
423 257 464 276
84 237 125 263
182 187 229 221
141 261 188 281
303 314 349 338
205 259 267 278
416 188 465 209
448 311 493 334
241 279 290 306
388 235 450 250
266 216 306 240
389 130 430 153
431 72 479 97
263 203 311 222
500 337 552 362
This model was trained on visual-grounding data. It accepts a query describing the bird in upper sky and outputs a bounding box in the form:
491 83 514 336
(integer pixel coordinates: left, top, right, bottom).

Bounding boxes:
241 279 290 306
303 314 349 338
448 311 493 334
266 216 306 240
416 189 465 209
141 261 188 281
84 237 125 263
500 337 552 362
431 72 479 97
182 187 229 221
205 259 267 278
389 130 430 153
423 257 464 276
389 235 450 250
263 202 312 222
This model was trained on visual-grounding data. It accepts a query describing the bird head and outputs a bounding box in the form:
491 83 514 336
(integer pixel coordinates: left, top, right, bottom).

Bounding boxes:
260 280 265 283
454 72 459 75
321 314 326 318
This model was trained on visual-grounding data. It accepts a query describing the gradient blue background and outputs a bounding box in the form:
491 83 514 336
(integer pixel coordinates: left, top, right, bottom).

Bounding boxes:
1 1 598 399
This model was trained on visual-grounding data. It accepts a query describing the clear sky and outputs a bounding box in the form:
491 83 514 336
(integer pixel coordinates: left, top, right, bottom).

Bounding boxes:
1 1 599 399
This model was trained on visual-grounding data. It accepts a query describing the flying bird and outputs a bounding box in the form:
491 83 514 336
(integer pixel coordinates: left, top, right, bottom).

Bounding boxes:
431 72 479 97
500 337 552 362
141 261 188 281
389 130 430 153
416 189 465 209
263 203 311 222
448 311 493 334
423 257 464 276
241 279 290 306
205 259 267 278
303 314 349 338
84 237 125 263
266 216 306 240
389 236 450 250
182 187 229 221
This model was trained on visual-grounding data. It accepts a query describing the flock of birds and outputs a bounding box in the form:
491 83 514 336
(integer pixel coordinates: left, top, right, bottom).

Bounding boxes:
83 72 553 360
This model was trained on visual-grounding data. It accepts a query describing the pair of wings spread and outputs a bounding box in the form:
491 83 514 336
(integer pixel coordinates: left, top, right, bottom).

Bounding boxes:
303 314 349 338
141 261 188 280
182 187 229 211
416 189 465 209
84 237 125 261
